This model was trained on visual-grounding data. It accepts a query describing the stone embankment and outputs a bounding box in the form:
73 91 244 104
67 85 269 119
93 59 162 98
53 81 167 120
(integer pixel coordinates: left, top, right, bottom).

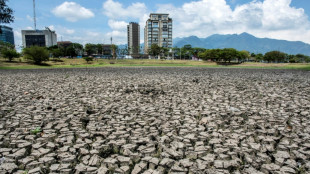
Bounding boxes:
0 67 309 173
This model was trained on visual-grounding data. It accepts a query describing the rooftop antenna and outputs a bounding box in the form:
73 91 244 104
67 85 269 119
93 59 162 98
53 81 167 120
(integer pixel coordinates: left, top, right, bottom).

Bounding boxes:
33 0 36 30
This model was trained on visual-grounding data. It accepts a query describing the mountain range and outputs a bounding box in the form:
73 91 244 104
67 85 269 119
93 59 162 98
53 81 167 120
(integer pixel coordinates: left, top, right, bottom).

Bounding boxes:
173 33 310 56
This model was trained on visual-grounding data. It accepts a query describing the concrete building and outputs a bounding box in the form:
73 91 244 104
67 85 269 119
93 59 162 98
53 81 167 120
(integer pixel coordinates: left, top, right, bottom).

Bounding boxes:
144 13 172 54
21 29 57 48
127 22 140 55
0 25 14 45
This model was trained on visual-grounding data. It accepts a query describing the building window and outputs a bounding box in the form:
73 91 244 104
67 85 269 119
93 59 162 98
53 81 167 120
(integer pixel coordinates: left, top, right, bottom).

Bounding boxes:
153 22 159 27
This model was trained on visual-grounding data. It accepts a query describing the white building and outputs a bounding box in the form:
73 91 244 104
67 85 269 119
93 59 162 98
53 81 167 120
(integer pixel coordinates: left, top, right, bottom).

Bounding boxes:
144 13 172 54
21 29 57 48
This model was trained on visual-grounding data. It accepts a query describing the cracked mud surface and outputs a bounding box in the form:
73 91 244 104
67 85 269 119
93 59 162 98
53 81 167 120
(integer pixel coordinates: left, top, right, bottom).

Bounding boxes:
0 67 309 174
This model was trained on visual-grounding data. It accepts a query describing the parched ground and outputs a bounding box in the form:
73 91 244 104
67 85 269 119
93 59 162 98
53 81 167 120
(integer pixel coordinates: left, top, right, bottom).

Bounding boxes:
0 67 309 174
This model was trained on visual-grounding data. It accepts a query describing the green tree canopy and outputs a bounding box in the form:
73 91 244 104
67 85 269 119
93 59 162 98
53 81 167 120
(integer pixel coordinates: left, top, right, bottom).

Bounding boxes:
264 51 286 63
0 0 14 34
23 46 49 64
1 48 19 61
149 44 161 57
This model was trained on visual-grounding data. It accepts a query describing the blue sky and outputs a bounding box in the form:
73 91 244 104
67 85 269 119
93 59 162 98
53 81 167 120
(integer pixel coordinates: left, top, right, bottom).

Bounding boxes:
6 0 310 48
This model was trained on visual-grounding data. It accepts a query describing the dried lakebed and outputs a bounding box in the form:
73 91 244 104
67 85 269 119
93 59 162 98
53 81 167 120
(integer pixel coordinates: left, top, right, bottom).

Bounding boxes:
0 67 309 174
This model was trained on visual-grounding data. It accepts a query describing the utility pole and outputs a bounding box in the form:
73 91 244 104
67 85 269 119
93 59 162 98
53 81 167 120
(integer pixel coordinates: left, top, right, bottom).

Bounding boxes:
33 0 36 30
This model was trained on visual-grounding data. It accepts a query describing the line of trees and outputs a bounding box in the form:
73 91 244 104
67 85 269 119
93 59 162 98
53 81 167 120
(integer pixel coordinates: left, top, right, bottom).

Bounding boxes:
198 48 250 62
171 45 310 63
48 43 83 58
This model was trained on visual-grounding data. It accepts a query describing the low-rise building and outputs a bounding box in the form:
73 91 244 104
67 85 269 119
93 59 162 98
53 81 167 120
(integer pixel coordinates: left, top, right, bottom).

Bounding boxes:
21 29 57 48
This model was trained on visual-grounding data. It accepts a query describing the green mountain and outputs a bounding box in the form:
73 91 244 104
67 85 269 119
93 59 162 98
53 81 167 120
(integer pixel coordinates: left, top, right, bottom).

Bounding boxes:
173 32 310 55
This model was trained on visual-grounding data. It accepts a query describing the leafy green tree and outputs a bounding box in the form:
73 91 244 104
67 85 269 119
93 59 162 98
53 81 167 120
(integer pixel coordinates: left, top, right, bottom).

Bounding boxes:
255 53 264 62
238 50 250 62
1 48 19 61
192 47 206 57
0 0 14 34
264 51 286 63
149 44 161 58
294 54 310 63
85 43 96 56
66 46 76 57
0 40 14 50
83 57 93 63
97 44 103 55
50 48 62 58
220 48 238 62
23 46 49 64
199 49 221 61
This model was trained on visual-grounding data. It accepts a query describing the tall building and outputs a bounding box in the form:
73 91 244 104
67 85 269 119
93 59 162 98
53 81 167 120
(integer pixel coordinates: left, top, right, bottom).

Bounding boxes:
127 22 140 55
21 29 57 48
144 13 172 54
0 25 15 45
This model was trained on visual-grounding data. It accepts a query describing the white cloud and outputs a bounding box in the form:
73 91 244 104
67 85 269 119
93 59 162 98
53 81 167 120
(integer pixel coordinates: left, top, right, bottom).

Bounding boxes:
65 29 75 35
26 15 33 22
103 0 148 44
47 25 55 31
156 0 310 43
108 20 128 30
52 2 94 22
86 31 101 37
103 0 147 19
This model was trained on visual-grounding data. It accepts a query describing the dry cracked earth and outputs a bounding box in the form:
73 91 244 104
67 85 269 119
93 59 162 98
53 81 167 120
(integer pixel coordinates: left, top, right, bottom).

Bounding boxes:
0 67 310 174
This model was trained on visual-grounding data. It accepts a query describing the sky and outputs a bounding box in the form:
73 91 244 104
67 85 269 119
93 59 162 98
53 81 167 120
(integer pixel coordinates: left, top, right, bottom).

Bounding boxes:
5 0 310 48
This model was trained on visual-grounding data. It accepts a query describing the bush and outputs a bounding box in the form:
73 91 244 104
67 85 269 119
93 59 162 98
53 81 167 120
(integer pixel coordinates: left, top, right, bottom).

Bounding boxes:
1 48 20 61
83 57 93 63
23 46 49 64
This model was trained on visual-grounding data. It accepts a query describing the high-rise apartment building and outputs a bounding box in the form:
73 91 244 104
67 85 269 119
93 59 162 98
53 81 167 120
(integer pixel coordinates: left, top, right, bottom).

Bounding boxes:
0 25 14 45
127 22 140 55
21 29 57 48
144 13 172 54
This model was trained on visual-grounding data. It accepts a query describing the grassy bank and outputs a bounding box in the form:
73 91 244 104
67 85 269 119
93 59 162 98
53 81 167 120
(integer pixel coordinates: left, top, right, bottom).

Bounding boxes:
0 58 309 70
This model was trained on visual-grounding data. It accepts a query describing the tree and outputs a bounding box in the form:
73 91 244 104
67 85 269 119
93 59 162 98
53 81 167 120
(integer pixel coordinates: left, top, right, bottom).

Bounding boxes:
239 50 250 62
50 48 62 58
111 44 118 59
97 44 103 55
149 44 161 58
23 46 49 64
85 43 96 56
255 53 264 62
264 51 286 63
83 57 93 63
0 40 14 50
1 48 19 61
220 48 238 62
238 50 250 63
199 49 221 61
0 0 14 34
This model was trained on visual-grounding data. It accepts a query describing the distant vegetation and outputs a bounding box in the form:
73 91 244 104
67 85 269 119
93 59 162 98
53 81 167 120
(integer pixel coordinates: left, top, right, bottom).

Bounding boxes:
1 40 310 69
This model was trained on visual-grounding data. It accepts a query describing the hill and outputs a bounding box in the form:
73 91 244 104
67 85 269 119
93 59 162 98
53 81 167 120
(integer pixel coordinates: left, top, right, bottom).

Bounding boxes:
173 33 310 55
